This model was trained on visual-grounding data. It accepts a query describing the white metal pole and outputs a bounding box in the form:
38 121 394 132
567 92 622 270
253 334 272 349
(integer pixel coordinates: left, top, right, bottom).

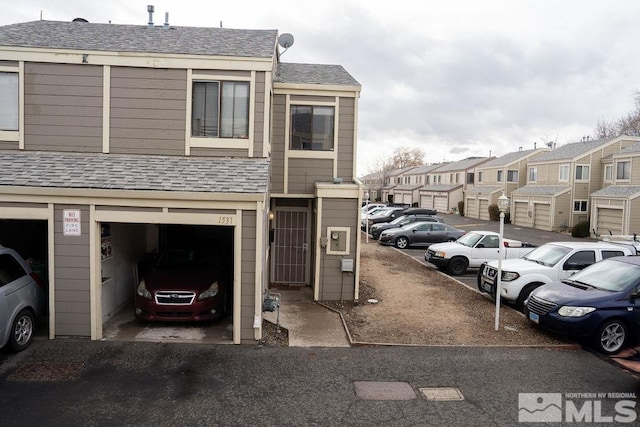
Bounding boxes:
494 211 505 331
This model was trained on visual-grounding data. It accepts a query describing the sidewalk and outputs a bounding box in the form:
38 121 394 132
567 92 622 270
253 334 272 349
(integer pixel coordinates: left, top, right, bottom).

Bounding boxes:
263 286 350 347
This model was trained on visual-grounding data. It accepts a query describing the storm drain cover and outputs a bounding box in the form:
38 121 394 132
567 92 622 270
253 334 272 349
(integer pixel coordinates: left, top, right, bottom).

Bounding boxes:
420 387 465 401
8 362 84 382
354 381 416 400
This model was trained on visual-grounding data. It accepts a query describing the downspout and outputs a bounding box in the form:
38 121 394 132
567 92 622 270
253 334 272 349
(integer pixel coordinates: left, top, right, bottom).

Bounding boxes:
354 177 364 301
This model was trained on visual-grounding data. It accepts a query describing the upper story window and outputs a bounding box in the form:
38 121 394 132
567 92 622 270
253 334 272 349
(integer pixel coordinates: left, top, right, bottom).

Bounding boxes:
0 72 19 131
192 81 249 138
575 165 590 181
528 167 537 182
559 164 569 182
478 171 483 183
616 161 631 180
604 164 613 182
466 172 474 184
507 170 518 182
290 105 335 151
497 170 504 182
437 175 442 183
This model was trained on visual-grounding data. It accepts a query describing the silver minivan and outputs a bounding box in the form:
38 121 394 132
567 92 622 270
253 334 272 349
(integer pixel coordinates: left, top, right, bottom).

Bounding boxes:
0 245 45 352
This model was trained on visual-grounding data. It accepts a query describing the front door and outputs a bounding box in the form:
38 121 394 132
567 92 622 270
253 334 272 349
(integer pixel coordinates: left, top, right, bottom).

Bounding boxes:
271 209 310 285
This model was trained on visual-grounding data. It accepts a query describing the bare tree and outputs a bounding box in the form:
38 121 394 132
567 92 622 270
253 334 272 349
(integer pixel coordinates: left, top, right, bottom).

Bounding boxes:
594 90 640 138
390 147 425 169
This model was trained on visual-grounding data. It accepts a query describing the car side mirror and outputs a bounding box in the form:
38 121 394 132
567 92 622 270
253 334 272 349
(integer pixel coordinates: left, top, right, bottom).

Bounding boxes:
476 243 485 248
630 288 640 300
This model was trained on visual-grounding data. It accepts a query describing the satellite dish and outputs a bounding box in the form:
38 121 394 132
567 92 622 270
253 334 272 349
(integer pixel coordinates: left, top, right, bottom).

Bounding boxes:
278 33 295 49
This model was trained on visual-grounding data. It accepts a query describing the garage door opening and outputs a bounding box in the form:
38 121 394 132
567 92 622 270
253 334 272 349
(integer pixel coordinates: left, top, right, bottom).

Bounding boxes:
101 223 234 344
0 219 50 339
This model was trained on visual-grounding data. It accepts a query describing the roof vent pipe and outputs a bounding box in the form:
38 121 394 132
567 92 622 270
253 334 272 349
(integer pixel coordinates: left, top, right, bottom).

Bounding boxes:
164 12 169 29
147 5 155 29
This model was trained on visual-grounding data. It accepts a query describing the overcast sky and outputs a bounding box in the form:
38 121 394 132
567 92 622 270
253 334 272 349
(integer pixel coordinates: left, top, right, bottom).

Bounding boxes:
3 1 640 175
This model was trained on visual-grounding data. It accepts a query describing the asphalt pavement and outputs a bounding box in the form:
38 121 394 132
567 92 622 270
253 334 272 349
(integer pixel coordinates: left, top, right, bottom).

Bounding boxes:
0 339 637 426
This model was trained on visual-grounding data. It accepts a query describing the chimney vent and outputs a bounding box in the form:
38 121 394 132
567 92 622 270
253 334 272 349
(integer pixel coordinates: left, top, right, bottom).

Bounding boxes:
147 5 155 29
164 12 169 29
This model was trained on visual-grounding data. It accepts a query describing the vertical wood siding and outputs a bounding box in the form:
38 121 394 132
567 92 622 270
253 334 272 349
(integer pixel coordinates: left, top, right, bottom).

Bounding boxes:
24 63 103 152
240 211 257 342
54 204 91 336
337 97 355 180
253 72 266 157
288 158 334 194
270 95 286 193
110 67 186 155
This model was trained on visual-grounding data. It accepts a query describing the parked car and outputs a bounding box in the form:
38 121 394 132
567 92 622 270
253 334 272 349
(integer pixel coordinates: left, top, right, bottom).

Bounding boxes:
366 207 408 228
370 214 443 240
425 231 536 275
378 222 465 249
135 248 228 322
524 256 640 355
361 205 390 229
0 245 45 352
401 207 437 216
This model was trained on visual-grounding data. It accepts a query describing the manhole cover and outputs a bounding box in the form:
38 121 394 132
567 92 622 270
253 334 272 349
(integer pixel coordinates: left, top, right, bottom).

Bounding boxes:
8 362 84 382
354 381 416 400
420 387 465 401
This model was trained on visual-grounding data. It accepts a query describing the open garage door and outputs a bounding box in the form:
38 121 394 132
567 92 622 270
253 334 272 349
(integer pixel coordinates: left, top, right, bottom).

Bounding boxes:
596 207 623 236
101 223 234 344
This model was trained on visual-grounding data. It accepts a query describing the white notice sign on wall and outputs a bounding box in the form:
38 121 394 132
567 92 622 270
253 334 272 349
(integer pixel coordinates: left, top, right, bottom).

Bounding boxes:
63 209 81 236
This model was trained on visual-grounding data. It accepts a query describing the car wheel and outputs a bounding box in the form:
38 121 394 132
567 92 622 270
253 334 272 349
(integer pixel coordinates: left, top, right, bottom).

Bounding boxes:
595 319 627 355
395 237 409 249
8 309 35 352
516 283 542 312
448 257 468 276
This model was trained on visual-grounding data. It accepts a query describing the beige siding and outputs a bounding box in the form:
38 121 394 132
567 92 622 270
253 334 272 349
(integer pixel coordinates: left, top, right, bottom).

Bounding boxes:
270 95 286 193
536 163 559 184
630 198 640 234
240 211 256 343
24 63 103 152
288 158 334 194
189 148 248 157
554 192 571 229
0 141 19 150
54 204 91 336
337 97 355 180
110 67 186 155
252 72 266 157
573 183 590 200
319 198 358 300
632 157 640 183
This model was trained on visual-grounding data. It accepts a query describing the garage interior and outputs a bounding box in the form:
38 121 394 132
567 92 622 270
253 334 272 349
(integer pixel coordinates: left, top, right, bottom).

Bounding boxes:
0 219 50 338
99 222 234 344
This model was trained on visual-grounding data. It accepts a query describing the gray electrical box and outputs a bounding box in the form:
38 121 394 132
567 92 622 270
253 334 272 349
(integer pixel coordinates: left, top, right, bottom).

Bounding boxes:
341 258 354 272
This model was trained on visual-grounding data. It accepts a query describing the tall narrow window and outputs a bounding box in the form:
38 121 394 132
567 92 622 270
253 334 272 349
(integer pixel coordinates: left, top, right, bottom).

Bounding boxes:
0 72 18 131
192 81 249 138
616 161 631 180
528 167 537 182
290 105 335 151
497 170 503 182
559 164 569 181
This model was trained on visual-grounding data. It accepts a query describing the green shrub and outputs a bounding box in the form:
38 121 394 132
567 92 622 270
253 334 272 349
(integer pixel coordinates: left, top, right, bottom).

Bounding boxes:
571 220 590 238
457 200 465 216
488 204 500 221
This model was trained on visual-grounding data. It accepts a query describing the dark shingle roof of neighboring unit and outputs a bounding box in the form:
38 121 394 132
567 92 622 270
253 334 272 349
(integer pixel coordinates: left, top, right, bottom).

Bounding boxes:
0 151 269 193
529 137 616 162
431 157 491 172
393 184 422 191
407 163 444 174
511 185 571 195
618 142 640 155
0 20 278 58
481 149 547 168
276 63 360 87
591 185 640 198
465 185 504 195
419 184 462 192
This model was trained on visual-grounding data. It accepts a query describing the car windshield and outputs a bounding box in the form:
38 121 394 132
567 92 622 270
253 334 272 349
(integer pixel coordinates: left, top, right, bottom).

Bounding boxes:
569 258 640 292
522 244 572 266
456 232 483 247
156 249 215 270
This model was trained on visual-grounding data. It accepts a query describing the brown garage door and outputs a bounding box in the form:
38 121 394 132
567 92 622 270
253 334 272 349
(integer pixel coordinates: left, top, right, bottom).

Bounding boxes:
596 207 623 236
420 195 433 209
534 203 551 230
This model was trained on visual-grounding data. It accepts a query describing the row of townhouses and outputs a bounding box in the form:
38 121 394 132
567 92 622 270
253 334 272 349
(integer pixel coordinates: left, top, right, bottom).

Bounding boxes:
0 16 362 344
360 135 640 236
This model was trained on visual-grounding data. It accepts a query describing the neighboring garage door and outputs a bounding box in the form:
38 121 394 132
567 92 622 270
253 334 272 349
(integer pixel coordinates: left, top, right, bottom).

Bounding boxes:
534 203 551 229
596 207 624 236
402 193 413 205
466 197 477 218
420 195 433 209
479 199 489 220
513 201 528 225
434 196 448 213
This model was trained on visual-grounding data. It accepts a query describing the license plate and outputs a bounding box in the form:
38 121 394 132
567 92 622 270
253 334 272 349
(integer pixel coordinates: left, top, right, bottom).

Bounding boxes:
481 280 493 293
529 312 539 324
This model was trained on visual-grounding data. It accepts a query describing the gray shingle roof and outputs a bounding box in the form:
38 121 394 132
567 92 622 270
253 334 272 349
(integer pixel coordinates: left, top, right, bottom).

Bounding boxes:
407 163 444 174
511 185 571 196
529 137 616 162
0 151 269 194
431 157 491 172
591 185 640 198
394 184 422 191
276 63 360 87
419 184 462 192
618 141 640 155
0 20 278 58
481 148 548 168
465 185 504 195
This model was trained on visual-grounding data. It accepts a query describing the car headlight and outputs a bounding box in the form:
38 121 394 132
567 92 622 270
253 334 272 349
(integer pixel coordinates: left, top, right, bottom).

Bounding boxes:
433 251 445 258
558 306 596 317
136 280 152 299
198 281 219 300
501 271 520 281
